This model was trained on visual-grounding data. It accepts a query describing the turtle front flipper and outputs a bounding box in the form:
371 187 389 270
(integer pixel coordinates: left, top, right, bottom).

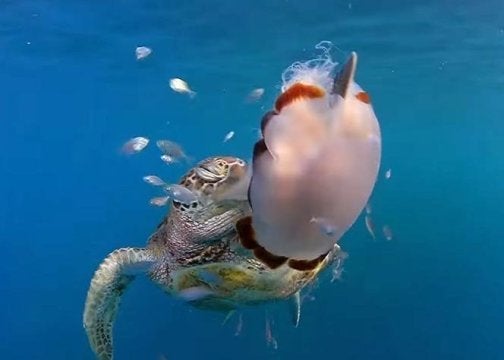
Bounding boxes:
83 247 155 360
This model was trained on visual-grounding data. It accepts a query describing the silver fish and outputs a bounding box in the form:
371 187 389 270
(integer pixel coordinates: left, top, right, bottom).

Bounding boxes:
121 136 149 155
385 168 392 180
149 196 169 207
160 154 177 165
331 266 345 283
142 175 166 187
164 184 197 205
156 140 190 163
365 215 376 240
235 313 243 337
383 225 393 241
169 78 196 98
365 203 372 214
222 310 236 326
265 316 278 350
135 46 152 60
246 88 265 102
223 130 235 143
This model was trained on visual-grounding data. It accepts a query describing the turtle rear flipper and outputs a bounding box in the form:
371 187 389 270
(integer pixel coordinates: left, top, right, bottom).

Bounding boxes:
83 247 155 360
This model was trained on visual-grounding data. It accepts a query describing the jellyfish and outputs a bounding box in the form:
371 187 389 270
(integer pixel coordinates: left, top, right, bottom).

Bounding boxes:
237 48 381 270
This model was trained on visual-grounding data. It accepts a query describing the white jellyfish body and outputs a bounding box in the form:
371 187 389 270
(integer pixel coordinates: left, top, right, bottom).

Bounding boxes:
237 51 381 269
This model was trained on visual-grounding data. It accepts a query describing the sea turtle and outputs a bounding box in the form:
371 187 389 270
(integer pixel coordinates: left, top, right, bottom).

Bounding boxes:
83 155 345 360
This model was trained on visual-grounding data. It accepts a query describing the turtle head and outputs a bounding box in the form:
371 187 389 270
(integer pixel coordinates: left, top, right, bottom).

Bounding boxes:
180 156 250 201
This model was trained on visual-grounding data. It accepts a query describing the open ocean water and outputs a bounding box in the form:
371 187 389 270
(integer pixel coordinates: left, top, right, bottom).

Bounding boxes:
1 0 504 359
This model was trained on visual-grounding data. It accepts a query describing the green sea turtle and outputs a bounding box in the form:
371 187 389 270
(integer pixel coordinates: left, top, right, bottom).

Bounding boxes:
83 155 345 360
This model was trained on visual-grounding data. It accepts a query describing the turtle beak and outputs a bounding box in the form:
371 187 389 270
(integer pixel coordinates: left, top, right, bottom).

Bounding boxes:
331 51 357 99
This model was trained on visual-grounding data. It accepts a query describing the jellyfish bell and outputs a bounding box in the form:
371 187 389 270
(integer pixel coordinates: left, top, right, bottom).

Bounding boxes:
237 51 382 270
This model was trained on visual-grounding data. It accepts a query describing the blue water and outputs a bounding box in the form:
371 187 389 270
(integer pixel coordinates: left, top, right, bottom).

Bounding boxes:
1 0 504 359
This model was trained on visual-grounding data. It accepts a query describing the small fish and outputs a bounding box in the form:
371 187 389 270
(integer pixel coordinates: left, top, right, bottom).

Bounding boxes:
365 203 372 214
364 215 376 240
164 184 198 205
246 88 265 102
121 137 149 155
310 217 337 237
331 266 345 283
178 286 214 302
265 317 278 350
149 196 170 207
169 78 196 98
223 130 235 143
234 313 243 337
383 225 393 241
142 175 166 187
160 154 177 165
385 168 392 180
135 46 152 60
301 293 316 303
222 310 236 326
156 140 190 163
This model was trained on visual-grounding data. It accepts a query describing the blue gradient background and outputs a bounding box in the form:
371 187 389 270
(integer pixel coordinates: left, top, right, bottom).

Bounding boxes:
1 0 503 359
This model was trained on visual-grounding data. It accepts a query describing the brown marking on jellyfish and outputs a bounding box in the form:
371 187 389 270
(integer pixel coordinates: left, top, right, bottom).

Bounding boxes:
253 246 288 269
287 252 328 271
275 83 325 112
236 216 289 269
355 91 371 104
252 139 269 163
236 216 259 250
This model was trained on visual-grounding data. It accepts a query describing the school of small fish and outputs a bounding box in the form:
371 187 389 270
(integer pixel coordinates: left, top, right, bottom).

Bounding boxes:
135 46 152 60
169 78 196 98
121 136 149 155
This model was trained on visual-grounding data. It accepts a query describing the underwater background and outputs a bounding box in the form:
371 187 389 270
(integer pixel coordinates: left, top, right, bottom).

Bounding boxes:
1 0 504 359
